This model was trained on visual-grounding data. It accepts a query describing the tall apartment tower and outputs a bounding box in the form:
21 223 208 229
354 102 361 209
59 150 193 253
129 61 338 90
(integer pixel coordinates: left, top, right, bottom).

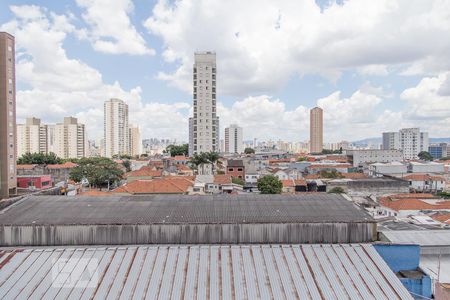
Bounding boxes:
382 132 400 150
53 117 86 159
104 98 129 158
129 125 142 157
309 107 323 154
189 52 219 156
225 124 243 154
0 32 17 198
16 117 48 157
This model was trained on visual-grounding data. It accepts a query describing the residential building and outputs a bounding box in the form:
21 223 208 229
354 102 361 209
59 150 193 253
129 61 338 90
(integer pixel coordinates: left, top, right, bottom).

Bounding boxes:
53 117 86 159
403 174 445 192
104 98 129 157
346 149 403 167
129 125 141 157
189 52 219 156
226 159 245 179
16 117 48 157
0 32 17 198
382 132 400 150
309 106 323 153
408 161 445 173
17 175 52 190
429 143 448 159
224 124 243 154
16 161 78 184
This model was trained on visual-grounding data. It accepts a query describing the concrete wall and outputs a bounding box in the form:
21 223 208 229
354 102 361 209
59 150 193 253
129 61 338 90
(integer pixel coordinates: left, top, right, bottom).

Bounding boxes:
0 222 375 246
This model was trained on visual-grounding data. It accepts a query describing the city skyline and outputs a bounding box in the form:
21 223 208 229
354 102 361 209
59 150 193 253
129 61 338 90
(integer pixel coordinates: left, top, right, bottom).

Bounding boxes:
0 1 449 142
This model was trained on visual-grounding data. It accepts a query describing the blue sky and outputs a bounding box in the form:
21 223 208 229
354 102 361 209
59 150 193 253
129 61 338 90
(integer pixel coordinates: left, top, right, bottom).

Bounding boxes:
1 0 449 142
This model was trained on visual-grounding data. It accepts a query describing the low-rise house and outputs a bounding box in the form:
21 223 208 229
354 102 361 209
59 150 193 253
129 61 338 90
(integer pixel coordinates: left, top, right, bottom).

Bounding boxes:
123 166 163 182
378 194 450 218
112 177 194 195
281 179 307 193
272 168 301 180
402 174 446 192
16 162 77 184
244 173 260 184
368 162 407 177
226 159 245 179
17 175 52 190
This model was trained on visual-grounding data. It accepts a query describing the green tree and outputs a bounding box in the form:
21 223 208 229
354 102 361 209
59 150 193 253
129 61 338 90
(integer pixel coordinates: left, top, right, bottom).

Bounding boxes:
328 187 345 194
232 177 245 186
297 156 307 162
437 191 450 199
166 144 189 157
112 154 132 160
189 151 219 173
244 147 255 154
122 160 132 172
418 151 433 161
69 157 124 189
17 152 63 165
257 175 282 194
319 170 343 179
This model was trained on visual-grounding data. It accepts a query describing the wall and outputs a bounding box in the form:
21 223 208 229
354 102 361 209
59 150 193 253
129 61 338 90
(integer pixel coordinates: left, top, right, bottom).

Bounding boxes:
0 222 375 246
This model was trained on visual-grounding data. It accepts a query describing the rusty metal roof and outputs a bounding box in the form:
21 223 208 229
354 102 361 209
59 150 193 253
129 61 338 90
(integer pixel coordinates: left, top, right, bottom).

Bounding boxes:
0 244 412 299
0 194 373 225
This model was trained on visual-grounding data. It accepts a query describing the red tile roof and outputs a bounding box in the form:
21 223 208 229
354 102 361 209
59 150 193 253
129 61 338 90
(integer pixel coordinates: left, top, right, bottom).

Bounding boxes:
113 177 193 194
308 164 352 169
389 193 436 199
403 174 445 181
47 162 78 169
380 198 450 211
304 174 320 179
79 190 112 196
341 173 368 179
214 175 232 185
173 155 189 161
431 213 450 224
281 179 295 188
16 164 37 169
124 166 163 178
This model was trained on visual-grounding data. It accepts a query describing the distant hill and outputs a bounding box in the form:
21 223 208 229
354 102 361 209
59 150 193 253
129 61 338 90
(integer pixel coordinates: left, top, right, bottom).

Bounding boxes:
352 137 450 146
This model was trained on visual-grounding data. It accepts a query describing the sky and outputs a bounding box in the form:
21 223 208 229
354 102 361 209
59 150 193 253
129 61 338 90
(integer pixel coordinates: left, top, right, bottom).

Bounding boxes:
1 0 450 143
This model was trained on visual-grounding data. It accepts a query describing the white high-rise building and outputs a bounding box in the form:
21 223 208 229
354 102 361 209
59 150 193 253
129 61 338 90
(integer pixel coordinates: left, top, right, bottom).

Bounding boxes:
383 128 429 160
104 98 129 158
129 125 142 157
16 117 48 157
382 132 400 150
225 124 243 154
189 52 219 156
53 117 86 159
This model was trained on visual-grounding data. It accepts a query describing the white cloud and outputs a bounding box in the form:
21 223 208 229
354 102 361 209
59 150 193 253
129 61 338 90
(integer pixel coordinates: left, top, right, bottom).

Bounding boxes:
145 0 450 95
76 0 154 55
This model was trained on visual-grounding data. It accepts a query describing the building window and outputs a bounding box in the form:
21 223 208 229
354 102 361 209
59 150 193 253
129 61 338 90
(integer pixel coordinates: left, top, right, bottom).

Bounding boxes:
238 168 243 171
228 168 233 172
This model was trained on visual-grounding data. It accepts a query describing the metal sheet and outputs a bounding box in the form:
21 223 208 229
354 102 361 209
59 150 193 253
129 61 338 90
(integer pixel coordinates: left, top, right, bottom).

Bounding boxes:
0 244 413 300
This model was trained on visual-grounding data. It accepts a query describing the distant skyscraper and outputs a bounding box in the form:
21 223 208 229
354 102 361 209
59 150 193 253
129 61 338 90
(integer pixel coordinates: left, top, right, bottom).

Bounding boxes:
189 52 219 156
17 117 48 157
129 125 142 157
225 124 243 154
53 117 86 159
310 107 323 154
104 98 129 157
382 132 400 150
0 32 17 198
382 128 429 160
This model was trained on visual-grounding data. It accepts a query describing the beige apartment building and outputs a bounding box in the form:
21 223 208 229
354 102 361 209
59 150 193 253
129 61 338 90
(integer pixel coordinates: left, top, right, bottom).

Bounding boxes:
104 98 129 157
52 117 86 159
0 32 17 198
129 125 142 157
310 106 323 154
17 117 48 157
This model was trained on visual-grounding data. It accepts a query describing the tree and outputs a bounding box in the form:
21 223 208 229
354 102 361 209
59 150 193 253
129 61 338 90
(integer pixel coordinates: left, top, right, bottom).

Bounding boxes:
437 191 450 199
166 144 189 157
418 151 433 161
328 187 345 194
257 175 282 194
232 177 245 186
189 151 219 173
17 152 63 165
69 157 124 189
112 154 132 160
244 147 255 154
122 160 132 172
297 156 307 162
319 170 343 179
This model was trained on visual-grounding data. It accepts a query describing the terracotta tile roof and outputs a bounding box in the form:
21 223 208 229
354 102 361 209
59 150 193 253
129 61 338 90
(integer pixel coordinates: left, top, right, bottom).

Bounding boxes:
173 155 189 161
304 174 320 179
294 179 307 186
214 175 232 185
16 164 37 169
403 174 446 181
281 179 295 188
112 177 194 194
176 164 192 171
268 158 292 163
124 166 163 178
308 164 352 169
431 213 450 224
380 198 450 211
79 190 112 196
47 162 78 169
390 193 436 199
341 173 368 179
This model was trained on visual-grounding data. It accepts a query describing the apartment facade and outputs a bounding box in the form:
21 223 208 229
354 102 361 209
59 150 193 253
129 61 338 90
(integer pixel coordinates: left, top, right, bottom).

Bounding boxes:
382 132 400 150
17 117 48 157
104 98 129 157
53 117 86 159
0 32 17 198
309 107 323 154
189 52 219 156
382 128 429 160
129 125 142 157
224 124 243 154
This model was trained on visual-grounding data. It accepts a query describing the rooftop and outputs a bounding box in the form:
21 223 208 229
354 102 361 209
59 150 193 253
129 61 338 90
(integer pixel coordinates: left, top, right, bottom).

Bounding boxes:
0 194 373 226
380 230 450 246
0 244 412 299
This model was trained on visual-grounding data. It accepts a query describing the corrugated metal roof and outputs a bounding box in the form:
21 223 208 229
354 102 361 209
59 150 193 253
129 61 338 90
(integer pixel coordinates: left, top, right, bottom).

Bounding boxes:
420 254 450 284
0 194 373 225
0 244 412 299
380 230 450 246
